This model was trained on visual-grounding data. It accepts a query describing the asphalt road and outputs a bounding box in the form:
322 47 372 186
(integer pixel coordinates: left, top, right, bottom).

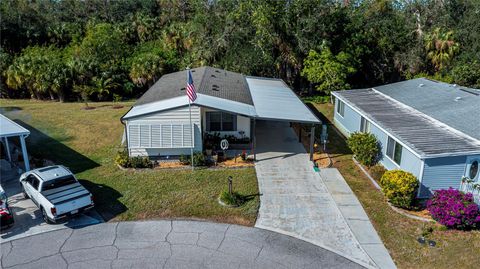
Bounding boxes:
0 220 364 269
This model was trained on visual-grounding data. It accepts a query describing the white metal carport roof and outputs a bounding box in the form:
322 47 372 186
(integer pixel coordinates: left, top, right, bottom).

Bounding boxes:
246 77 320 124
0 114 30 138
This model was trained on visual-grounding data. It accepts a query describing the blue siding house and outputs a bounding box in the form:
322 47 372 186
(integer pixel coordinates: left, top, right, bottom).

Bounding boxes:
332 78 480 198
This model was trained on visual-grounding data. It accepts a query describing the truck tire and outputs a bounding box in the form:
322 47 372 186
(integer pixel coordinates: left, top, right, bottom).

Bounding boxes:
41 207 54 224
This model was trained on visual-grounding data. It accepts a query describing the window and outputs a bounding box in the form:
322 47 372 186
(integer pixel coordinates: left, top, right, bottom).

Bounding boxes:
42 175 77 191
360 117 371 133
337 100 345 117
386 136 402 165
206 112 237 131
31 177 40 190
469 160 479 179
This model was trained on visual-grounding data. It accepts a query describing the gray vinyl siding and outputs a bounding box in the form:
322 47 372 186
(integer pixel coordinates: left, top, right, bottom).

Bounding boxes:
126 106 202 157
419 156 467 197
334 98 361 137
333 98 423 180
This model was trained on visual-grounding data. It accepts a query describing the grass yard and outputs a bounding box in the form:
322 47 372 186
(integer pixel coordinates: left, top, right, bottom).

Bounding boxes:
311 102 480 269
0 100 259 226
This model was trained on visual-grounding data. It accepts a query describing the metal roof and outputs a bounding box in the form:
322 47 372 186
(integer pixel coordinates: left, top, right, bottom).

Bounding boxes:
123 68 320 124
123 94 256 120
0 114 30 138
333 89 480 158
246 77 320 123
134 67 253 106
374 78 480 141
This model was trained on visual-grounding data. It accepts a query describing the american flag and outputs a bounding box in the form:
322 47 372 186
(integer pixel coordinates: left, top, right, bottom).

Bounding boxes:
186 69 197 102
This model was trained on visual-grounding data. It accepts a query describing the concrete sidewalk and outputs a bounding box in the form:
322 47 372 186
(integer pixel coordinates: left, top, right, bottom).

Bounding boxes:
320 168 396 269
254 120 395 269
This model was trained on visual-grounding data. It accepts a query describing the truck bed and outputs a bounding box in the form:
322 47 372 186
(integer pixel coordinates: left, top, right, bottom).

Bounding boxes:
41 182 90 206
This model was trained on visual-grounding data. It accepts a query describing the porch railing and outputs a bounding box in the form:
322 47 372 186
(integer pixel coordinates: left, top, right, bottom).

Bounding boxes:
460 177 480 204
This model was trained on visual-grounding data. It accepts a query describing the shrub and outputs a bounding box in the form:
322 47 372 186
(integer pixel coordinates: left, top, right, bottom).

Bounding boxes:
426 188 480 229
128 156 152 168
179 154 189 165
179 152 206 166
115 150 129 167
347 132 380 166
380 170 418 209
115 150 152 168
219 191 245 207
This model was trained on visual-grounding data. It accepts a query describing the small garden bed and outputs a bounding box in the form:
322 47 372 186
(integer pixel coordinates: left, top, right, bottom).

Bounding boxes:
115 150 254 170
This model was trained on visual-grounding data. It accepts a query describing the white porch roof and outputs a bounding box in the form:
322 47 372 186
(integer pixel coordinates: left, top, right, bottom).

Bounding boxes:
122 94 257 120
0 114 30 138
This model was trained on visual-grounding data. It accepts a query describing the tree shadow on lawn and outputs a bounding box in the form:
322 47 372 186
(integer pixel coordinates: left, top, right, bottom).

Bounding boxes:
79 180 127 221
13 120 99 174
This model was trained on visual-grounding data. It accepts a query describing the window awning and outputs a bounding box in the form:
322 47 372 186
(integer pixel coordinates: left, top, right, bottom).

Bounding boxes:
0 114 30 138
246 77 321 124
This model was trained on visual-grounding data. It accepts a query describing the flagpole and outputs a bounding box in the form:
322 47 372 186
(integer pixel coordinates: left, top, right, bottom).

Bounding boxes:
187 69 194 171
189 100 194 171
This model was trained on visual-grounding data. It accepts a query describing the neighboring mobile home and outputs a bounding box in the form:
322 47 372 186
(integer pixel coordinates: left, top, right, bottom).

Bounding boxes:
332 78 480 198
121 67 320 159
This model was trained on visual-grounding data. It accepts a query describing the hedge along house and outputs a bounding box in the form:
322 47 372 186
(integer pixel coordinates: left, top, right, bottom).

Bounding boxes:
332 78 480 199
121 66 320 160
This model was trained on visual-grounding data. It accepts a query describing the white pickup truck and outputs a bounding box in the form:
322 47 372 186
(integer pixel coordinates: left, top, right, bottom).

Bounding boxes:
20 165 94 224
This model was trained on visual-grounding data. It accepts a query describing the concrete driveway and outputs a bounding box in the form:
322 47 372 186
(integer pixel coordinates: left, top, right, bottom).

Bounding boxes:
1 171 103 243
254 121 394 269
0 220 363 269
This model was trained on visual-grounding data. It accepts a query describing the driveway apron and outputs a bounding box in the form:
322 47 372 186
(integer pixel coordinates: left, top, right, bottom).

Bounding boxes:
254 120 376 268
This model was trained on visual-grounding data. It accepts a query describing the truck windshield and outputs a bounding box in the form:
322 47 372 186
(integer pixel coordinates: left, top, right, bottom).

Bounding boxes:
42 175 77 191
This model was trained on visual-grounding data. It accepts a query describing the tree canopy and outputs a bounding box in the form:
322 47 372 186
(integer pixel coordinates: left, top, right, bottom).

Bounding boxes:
1 0 479 101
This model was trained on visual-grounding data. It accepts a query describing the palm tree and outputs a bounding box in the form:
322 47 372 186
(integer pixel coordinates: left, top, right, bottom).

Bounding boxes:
424 28 459 71
91 76 120 101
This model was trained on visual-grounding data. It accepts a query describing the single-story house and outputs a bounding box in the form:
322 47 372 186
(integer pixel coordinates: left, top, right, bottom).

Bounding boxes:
332 78 480 198
121 66 320 159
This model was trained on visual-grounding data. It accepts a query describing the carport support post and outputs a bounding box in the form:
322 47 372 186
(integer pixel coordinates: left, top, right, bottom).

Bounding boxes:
4 137 11 162
309 125 315 162
252 119 256 161
20 135 30 171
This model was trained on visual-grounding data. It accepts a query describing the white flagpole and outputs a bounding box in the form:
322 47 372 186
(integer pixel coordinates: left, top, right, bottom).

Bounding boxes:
189 100 194 171
187 69 194 171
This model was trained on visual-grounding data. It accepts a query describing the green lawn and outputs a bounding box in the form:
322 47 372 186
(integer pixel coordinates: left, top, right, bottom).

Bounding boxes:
0 100 259 226
311 102 480 269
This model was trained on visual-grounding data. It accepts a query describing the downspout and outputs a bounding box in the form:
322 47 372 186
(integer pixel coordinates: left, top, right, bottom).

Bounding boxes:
120 107 133 156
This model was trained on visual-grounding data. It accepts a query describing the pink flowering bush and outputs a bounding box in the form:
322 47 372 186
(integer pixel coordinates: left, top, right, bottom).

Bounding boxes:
426 188 480 229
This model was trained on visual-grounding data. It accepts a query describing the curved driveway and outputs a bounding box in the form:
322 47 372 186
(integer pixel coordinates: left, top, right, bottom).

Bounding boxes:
1 220 363 269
